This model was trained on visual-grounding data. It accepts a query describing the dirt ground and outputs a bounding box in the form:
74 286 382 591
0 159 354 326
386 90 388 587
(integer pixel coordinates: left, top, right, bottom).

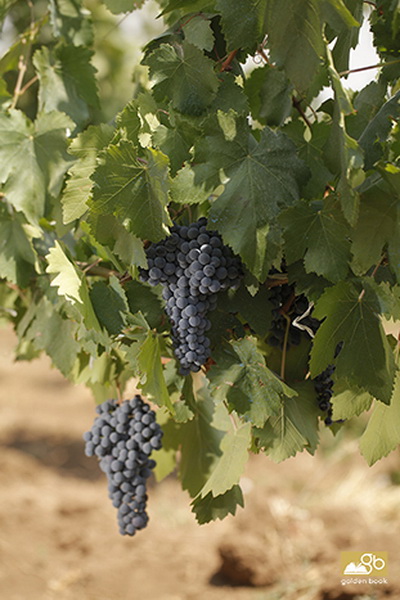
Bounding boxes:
1 325 400 600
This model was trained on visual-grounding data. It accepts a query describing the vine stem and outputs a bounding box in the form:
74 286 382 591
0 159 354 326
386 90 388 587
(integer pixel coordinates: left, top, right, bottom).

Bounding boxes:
358 256 385 301
10 0 36 110
339 59 400 76
220 50 238 72
292 96 312 128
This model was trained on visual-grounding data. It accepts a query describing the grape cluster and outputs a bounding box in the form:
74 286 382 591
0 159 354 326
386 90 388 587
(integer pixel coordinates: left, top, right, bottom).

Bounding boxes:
314 364 336 425
83 395 163 536
267 282 320 349
313 342 344 426
140 218 242 374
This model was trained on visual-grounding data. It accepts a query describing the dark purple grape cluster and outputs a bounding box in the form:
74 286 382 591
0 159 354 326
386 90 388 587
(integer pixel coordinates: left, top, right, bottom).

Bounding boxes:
314 364 336 425
140 218 243 374
83 396 163 536
313 342 344 426
267 282 320 349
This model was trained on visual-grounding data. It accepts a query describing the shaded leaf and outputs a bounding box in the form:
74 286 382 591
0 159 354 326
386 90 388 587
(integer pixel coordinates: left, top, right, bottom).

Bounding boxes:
191 485 244 524
208 338 297 427
310 279 396 403
143 41 219 116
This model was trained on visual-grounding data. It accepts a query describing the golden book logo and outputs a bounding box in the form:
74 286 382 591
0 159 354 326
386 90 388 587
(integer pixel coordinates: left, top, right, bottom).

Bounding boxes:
341 552 388 577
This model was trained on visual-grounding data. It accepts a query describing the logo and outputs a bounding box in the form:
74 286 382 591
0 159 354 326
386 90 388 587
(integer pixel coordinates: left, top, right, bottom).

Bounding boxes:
341 552 388 577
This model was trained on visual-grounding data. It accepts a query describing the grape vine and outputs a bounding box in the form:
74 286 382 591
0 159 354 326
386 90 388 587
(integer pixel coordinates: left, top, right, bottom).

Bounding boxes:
0 0 399 527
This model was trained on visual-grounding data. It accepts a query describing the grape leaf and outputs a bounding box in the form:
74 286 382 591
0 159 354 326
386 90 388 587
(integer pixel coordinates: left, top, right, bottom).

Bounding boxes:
283 119 334 199
331 383 373 420
90 275 129 335
0 208 36 286
254 380 320 462
208 338 297 427
324 61 364 225
325 0 363 72
280 200 351 283
245 65 293 127
62 123 114 223
264 0 324 93
48 0 94 46
351 170 400 276
182 15 214 52
90 141 172 241
24 296 80 377
178 384 227 497
101 0 146 13
191 485 244 524
216 0 267 52
0 110 74 224
159 0 215 16
358 91 400 170
34 44 99 129
198 122 308 280
198 422 251 498
309 279 396 404
137 330 174 412
359 372 400 466
142 41 219 116
45 241 99 329
124 280 165 330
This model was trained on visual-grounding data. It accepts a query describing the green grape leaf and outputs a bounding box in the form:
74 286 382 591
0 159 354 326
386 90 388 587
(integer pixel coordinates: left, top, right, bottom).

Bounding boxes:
142 41 219 116
45 241 100 329
24 296 80 377
101 0 146 13
116 101 141 144
309 279 396 404
159 0 215 16
283 119 334 199
0 110 74 224
48 0 94 46
358 91 400 170
199 422 251 498
208 338 297 427
137 330 174 411
169 163 211 205
331 383 373 420
359 372 400 466
34 44 99 129
89 275 129 335
216 0 267 52
245 65 293 127
264 0 324 93
199 123 308 280
191 485 244 524
325 0 363 73
152 111 201 176
124 280 165 330
90 141 172 241
0 208 36 286
182 15 214 52
280 200 351 283
324 61 364 225
178 383 227 497
254 380 320 462
62 123 114 223
347 80 387 140
351 169 400 276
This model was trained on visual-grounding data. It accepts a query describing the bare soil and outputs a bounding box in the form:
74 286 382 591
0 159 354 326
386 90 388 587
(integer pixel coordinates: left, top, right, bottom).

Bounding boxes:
1 325 400 600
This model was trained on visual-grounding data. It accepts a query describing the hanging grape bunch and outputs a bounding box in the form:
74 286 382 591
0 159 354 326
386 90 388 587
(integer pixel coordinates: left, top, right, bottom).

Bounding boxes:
83 396 163 536
140 218 243 374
